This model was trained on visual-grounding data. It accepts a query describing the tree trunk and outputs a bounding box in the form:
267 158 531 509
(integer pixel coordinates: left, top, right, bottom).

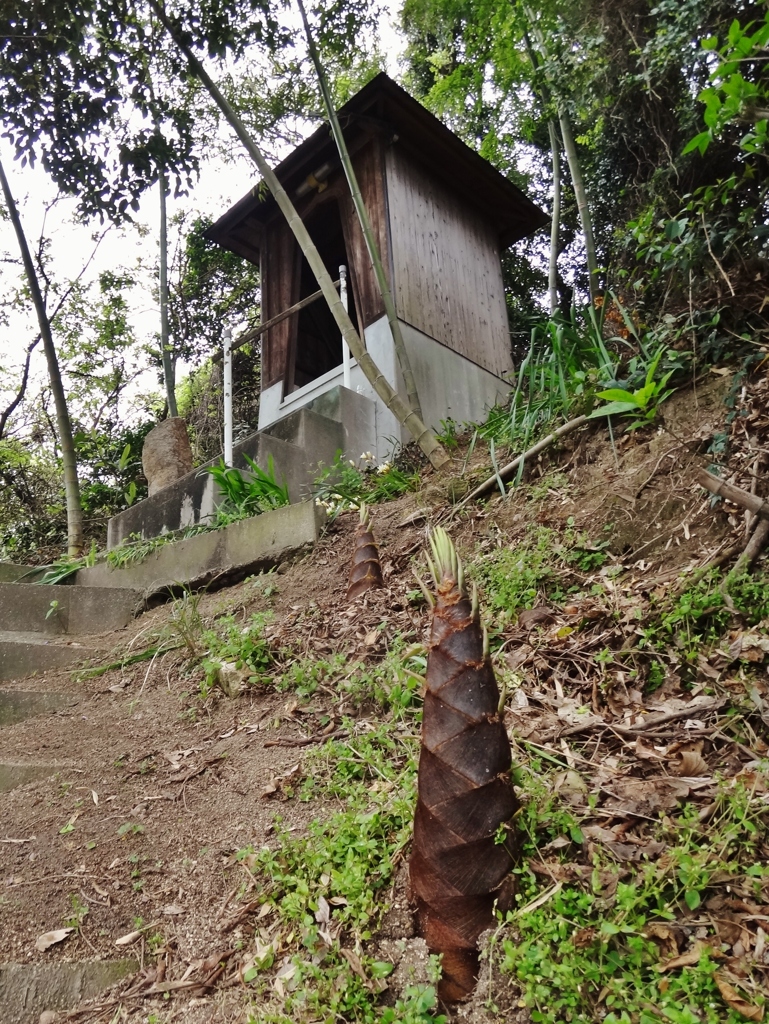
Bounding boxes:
159 174 178 417
297 0 424 422
547 120 561 314
147 0 448 470
0 158 84 555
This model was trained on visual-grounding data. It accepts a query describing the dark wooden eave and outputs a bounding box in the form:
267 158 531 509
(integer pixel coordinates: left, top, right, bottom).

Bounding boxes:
205 72 548 262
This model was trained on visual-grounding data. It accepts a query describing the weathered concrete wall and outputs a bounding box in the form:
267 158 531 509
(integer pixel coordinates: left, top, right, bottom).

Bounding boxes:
107 421 335 552
0 583 142 635
0 564 38 583
83 500 323 595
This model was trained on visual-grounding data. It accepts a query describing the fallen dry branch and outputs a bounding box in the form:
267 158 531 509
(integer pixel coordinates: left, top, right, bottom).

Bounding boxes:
697 468 769 521
457 415 589 507
263 729 348 748
410 528 518 1002
537 697 726 745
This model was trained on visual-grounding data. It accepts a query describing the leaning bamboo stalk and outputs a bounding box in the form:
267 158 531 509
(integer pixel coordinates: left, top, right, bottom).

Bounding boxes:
296 0 424 423
148 1 448 470
410 529 518 1001
456 414 588 508
547 120 561 315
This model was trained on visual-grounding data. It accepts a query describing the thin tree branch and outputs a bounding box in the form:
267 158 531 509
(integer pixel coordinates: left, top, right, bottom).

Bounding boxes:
0 336 40 441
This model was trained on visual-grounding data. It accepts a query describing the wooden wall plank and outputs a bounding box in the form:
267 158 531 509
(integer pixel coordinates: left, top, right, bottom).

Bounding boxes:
385 146 513 378
339 137 388 329
262 222 298 388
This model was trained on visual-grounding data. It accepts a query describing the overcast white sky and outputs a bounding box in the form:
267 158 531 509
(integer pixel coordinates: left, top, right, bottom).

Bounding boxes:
0 5 406 419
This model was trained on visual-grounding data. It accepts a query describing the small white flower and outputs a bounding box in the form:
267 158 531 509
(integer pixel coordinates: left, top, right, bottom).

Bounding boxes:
376 462 392 474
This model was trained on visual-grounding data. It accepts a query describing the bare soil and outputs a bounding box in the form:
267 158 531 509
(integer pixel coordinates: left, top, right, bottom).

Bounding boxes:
2 372 768 1024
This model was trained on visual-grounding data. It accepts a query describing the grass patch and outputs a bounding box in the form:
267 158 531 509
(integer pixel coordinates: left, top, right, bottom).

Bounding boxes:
484 756 769 1024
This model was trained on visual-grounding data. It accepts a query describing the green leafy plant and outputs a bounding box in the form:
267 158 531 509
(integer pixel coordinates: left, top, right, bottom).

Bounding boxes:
589 346 676 428
314 451 419 514
63 893 89 932
207 453 290 523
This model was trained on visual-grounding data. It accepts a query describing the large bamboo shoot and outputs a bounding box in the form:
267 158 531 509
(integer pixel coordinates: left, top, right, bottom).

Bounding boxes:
410 529 518 1001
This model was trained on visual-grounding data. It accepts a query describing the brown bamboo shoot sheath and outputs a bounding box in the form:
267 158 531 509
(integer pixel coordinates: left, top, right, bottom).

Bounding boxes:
347 506 384 600
410 532 518 1001
696 468 769 520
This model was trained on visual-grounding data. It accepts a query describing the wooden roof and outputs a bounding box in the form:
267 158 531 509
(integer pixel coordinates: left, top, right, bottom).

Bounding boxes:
206 73 548 260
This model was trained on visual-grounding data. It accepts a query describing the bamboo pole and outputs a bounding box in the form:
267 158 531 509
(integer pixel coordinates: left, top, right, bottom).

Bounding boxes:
456 414 588 507
159 173 178 416
296 0 424 422
547 121 561 314
147 0 448 469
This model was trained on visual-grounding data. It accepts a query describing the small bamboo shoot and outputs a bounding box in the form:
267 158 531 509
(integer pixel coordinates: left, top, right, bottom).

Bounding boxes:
347 504 384 600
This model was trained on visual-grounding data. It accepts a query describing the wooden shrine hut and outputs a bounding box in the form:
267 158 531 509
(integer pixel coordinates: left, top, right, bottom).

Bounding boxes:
206 72 547 457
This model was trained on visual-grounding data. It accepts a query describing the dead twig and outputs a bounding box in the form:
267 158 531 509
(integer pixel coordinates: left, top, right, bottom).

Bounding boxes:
263 728 348 748
697 468 769 521
454 415 589 509
537 697 726 744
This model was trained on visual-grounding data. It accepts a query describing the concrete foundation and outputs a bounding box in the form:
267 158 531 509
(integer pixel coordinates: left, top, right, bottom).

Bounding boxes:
82 500 322 595
258 316 510 461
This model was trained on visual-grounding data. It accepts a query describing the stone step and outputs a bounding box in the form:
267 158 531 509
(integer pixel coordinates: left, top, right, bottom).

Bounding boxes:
0 633 92 682
0 583 143 636
0 687 76 725
0 959 138 1023
0 761 59 792
0 563 42 584
78 499 323 595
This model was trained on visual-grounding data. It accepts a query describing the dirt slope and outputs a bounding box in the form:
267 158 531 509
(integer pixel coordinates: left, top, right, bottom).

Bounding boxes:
2 372 768 1024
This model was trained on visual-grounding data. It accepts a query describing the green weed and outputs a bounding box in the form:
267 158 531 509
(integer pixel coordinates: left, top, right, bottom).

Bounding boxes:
488 758 769 1024
314 451 420 515
207 453 290 525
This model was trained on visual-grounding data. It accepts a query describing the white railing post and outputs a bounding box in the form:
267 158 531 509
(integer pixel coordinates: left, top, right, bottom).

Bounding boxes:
340 264 351 390
223 327 233 467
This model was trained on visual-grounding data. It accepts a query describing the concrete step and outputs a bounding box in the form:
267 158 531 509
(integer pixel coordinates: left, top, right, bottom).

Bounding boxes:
0 959 138 1024
78 499 323 595
0 563 43 583
0 583 143 635
0 687 76 724
0 633 92 682
107 430 309 547
0 761 59 792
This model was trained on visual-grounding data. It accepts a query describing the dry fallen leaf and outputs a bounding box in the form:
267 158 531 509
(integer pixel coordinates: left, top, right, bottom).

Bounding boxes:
115 929 143 946
660 940 710 971
644 921 684 960
35 927 74 952
714 972 765 1021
